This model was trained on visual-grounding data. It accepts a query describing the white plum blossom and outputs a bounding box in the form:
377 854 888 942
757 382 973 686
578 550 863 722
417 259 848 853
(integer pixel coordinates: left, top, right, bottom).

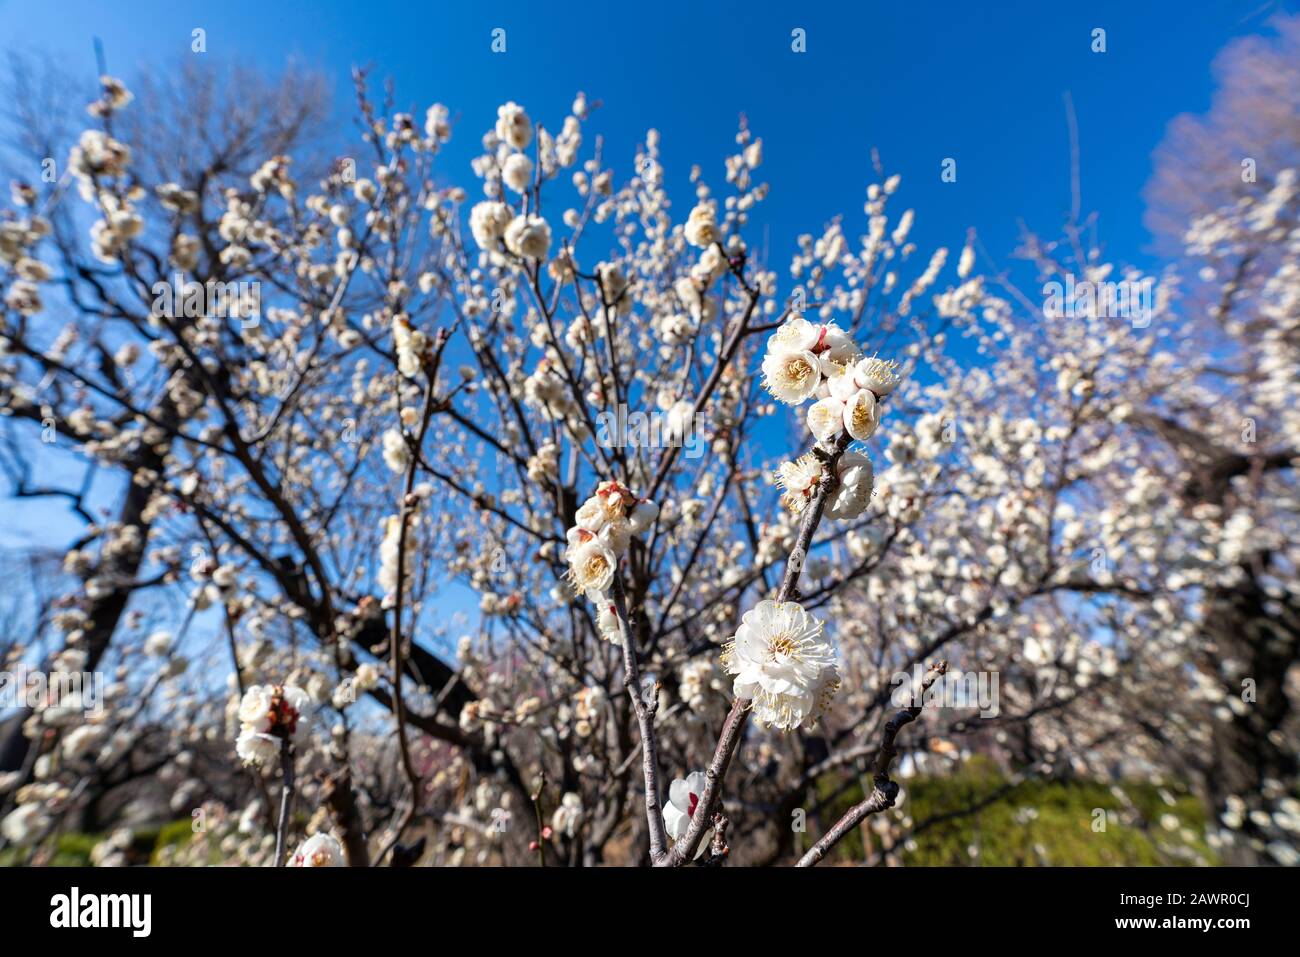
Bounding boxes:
721 600 840 731
628 500 659 534
824 451 875 520
382 428 410 474
762 317 879 411
550 792 584 837
767 316 821 354
236 683 309 766
1 803 52 846
469 200 512 249
495 101 532 149
853 356 901 396
775 453 824 514
842 388 881 441
565 533 617 594
289 832 345 867
502 152 533 193
143 630 171 657
5 55 1294 872
684 203 718 248
504 214 551 260
235 730 279 766
392 315 427 378
806 395 846 442
662 770 707 841
762 349 822 404
564 483 656 638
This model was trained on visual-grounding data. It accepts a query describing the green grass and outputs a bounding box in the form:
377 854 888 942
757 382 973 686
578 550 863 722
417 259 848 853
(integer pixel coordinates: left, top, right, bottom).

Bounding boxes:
151 818 199 865
808 757 1217 866
1 821 175 867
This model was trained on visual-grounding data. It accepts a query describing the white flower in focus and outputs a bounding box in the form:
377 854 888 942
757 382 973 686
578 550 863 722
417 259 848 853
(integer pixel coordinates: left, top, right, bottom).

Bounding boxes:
824 451 875 521
469 200 512 249
775 453 824 513
504 214 551 260
816 322 857 363
663 770 707 841
854 356 901 396
842 389 881 441
721 600 840 731
289 832 345 867
575 497 611 533
823 358 857 400
766 316 820 355
596 602 622 644
495 101 533 150
598 517 632 555
236 728 279 766
806 396 846 442
238 685 275 733
762 349 821 405
567 534 617 593
282 685 311 738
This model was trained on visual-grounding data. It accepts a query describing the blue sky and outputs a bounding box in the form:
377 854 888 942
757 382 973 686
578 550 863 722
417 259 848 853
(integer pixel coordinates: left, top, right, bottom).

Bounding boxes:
0 0 1286 554
1 0 1284 278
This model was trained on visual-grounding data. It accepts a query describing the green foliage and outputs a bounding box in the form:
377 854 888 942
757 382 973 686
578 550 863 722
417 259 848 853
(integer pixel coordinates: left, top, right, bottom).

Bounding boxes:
806 756 1217 866
0 817 202 867
150 818 197 865
48 831 100 866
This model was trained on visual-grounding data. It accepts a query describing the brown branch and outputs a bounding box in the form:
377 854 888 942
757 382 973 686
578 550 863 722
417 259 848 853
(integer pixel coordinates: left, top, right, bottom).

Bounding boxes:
659 432 853 866
796 659 948 867
611 570 670 863
273 737 296 867
321 766 371 867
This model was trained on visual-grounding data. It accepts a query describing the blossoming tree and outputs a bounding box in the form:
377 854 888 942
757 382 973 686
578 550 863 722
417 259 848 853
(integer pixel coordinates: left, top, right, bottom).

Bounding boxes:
0 47 1296 868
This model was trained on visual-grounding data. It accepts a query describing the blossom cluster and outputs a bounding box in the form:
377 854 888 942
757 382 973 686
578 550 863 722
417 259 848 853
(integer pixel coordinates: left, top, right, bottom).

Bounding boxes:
234 684 310 766
564 482 658 641
762 317 900 520
763 316 899 432
466 102 558 261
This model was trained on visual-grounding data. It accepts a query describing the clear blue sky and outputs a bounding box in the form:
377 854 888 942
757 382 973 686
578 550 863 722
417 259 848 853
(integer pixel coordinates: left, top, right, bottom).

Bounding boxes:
1 0 1284 273
0 0 1286 552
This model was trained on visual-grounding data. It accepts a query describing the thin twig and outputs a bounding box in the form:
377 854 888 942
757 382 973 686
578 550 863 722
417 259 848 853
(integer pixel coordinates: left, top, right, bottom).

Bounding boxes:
274 737 295 866
796 659 949 867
